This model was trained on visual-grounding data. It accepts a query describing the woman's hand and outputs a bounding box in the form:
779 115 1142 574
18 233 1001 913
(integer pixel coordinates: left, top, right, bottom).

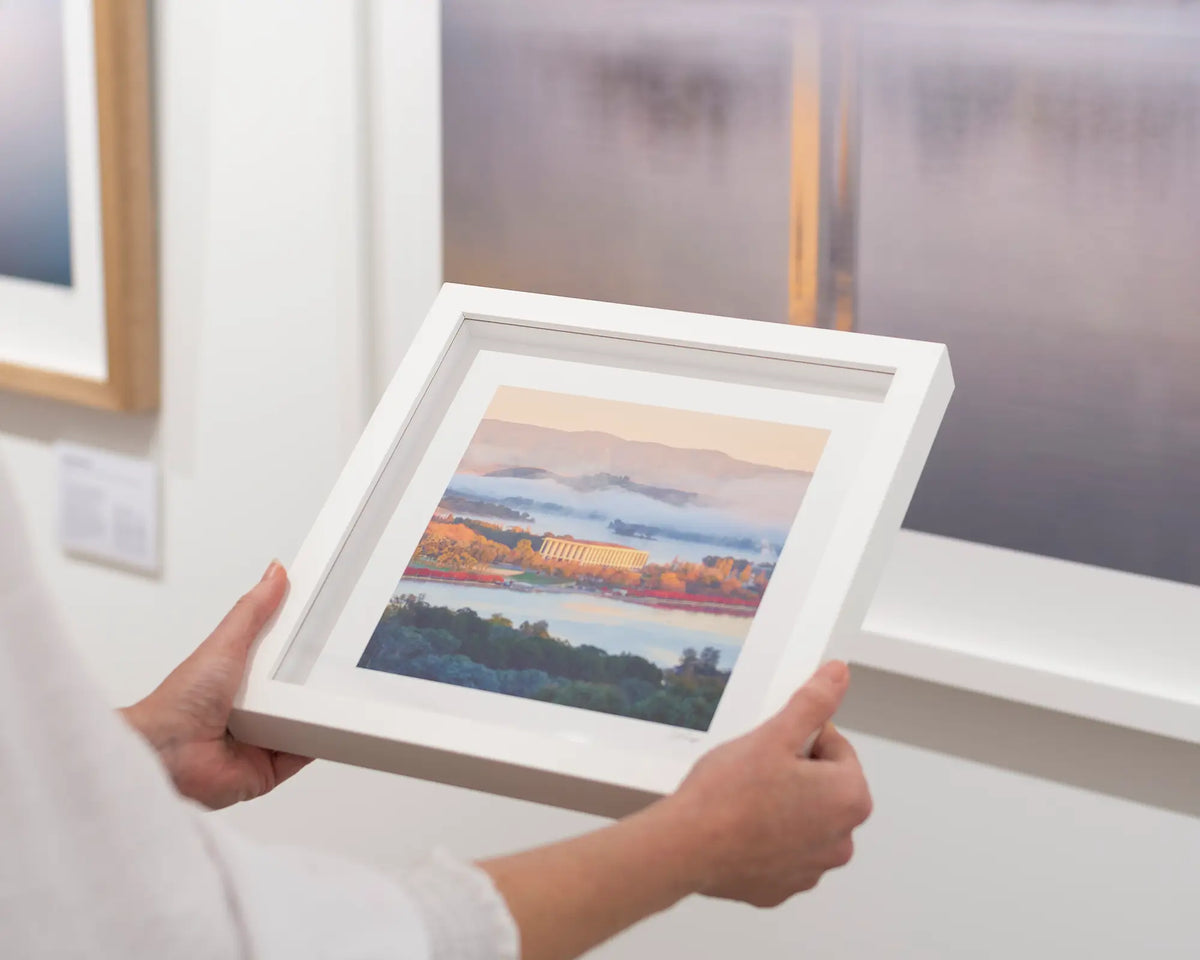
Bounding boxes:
120 562 310 809
481 660 871 960
662 659 871 906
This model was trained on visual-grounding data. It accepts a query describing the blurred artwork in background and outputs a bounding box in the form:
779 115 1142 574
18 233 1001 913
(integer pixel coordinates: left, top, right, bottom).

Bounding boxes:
442 0 856 329
855 3 1200 585
0 0 73 287
442 0 1200 587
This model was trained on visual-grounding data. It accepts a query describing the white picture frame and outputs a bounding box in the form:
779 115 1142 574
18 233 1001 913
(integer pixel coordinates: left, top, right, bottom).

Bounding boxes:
230 283 952 815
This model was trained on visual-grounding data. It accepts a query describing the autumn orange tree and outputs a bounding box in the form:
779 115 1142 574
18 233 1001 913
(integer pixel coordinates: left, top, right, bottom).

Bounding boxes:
410 517 769 600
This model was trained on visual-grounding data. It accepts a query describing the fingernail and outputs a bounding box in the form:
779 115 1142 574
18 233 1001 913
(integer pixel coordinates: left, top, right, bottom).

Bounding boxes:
818 660 849 684
261 559 282 582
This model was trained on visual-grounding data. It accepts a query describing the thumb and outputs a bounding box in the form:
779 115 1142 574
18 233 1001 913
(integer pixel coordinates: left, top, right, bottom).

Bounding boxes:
203 561 288 661
769 660 850 752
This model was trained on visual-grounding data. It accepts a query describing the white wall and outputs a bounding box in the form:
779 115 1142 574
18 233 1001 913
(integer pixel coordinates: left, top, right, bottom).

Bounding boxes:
0 2 1197 957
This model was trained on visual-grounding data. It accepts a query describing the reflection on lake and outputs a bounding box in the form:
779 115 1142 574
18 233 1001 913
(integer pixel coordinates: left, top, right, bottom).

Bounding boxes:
393 578 746 673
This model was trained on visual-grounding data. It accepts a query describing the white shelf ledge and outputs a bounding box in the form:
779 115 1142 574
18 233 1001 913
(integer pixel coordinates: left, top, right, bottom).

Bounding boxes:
849 531 1200 744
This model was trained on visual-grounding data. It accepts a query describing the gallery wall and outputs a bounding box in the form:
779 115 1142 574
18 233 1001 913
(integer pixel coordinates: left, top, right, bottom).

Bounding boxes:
0 2 1197 957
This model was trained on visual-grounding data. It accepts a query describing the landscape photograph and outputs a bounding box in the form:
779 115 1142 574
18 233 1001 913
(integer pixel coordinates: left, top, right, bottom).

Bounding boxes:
358 386 829 731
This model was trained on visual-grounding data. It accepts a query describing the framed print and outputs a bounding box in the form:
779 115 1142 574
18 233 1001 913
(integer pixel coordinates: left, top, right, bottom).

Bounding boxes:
0 0 157 411
231 284 952 815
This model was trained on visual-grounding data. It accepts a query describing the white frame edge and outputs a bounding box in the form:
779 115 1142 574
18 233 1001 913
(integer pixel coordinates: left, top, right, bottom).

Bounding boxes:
231 283 952 814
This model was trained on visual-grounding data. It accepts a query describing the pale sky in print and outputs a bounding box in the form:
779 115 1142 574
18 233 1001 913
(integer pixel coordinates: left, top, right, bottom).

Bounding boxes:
483 385 829 473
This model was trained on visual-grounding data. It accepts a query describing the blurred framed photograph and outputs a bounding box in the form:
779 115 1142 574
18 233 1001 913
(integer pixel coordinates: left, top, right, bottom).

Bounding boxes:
0 0 157 411
442 0 858 332
232 284 951 815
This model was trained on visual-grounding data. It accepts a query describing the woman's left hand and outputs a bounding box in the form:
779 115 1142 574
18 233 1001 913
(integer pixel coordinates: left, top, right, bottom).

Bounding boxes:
121 561 311 809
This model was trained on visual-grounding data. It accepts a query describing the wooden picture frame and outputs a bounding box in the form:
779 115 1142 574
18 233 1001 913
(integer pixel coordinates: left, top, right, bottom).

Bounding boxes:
0 0 157 411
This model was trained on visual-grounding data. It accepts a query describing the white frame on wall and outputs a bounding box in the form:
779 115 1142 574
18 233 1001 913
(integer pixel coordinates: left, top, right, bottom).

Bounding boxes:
231 283 952 815
367 0 1200 746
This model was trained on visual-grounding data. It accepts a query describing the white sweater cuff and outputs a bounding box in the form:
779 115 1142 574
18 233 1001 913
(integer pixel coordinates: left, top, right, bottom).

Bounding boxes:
399 848 520 960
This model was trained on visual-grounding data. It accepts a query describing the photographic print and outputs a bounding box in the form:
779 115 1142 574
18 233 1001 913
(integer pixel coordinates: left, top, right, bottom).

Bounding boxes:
358 386 829 731
0 0 73 287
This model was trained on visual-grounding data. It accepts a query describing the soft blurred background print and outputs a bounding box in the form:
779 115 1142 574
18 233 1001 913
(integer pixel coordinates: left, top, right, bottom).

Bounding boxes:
0 0 73 288
442 0 1200 587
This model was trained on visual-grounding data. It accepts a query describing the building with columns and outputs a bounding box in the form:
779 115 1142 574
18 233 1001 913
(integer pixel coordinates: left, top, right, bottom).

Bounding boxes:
538 536 649 570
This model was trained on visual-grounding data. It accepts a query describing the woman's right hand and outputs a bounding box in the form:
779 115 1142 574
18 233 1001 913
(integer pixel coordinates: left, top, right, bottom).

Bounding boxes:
481 661 871 960
664 660 872 907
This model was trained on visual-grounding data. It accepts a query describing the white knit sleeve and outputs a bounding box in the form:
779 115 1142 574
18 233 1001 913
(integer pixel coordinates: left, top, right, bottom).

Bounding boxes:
0 455 519 960
396 848 521 960
196 818 519 960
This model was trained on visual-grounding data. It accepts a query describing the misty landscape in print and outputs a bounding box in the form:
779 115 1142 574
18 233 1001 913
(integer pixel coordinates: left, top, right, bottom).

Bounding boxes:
359 386 829 731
